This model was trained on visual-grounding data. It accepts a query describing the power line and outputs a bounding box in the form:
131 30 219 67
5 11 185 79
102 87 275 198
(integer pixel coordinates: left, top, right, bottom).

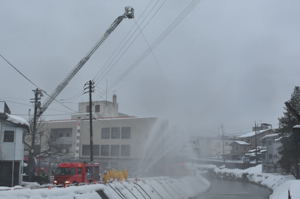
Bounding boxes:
1 54 40 88
93 0 156 83
108 0 201 90
93 0 165 86
93 86 146 117
0 99 32 107
1 54 78 114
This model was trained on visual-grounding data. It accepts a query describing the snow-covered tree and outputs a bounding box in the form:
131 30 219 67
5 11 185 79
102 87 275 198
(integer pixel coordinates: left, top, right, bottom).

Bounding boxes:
278 86 300 179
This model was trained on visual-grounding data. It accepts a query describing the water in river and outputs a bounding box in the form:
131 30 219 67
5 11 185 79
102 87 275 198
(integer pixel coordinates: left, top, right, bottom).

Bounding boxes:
196 176 272 199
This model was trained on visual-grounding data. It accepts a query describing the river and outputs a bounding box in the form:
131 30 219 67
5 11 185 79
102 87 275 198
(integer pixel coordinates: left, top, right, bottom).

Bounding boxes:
196 176 272 199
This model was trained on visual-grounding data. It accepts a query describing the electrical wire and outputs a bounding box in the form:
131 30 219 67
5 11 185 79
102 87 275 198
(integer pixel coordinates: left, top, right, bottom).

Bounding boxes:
1 54 40 88
56 89 85 103
93 86 145 117
93 0 156 83
108 0 201 90
1 54 78 114
93 0 165 86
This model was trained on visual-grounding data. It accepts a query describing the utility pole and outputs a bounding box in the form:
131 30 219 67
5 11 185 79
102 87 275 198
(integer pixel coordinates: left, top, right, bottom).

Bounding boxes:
255 122 258 164
29 88 43 182
84 80 95 162
221 125 225 164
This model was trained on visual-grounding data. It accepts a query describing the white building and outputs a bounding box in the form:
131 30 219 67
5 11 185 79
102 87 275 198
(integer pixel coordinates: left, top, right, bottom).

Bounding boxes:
191 136 234 159
36 96 160 172
0 102 29 186
260 134 281 173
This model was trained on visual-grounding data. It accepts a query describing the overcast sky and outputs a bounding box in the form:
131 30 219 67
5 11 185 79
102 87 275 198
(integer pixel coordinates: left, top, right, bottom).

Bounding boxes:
1 0 300 136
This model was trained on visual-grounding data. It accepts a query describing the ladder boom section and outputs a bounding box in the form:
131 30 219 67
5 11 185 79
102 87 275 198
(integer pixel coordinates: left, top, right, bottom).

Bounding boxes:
32 7 134 123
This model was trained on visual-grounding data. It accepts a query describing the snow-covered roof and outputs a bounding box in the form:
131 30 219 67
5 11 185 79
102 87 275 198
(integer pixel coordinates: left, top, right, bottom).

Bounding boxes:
260 133 278 140
238 129 270 138
0 112 29 130
6 113 29 127
231 140 250 146
245 153 257 157
274 137 282 142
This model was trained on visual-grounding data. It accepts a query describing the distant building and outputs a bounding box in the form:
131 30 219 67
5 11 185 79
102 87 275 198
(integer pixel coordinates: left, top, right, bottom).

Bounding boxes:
260 134 281 173
230 141 251 160
191 136 234 159
0 102 29 186
238 129 274 149
229 126 274 160
35 95 160 172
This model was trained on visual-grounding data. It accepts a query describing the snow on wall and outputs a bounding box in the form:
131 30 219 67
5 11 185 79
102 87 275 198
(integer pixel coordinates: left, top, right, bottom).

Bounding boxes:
0 175 210 199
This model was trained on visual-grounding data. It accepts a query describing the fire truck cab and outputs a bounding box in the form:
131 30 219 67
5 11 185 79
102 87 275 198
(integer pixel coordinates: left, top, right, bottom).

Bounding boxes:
53 162 100 185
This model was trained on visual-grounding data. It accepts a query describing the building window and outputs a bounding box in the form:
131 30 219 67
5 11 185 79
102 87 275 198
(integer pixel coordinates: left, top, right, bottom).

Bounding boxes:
101 128 110 139
101 145 109 156
86 105 89 113
94 145 100 156
121 127 131 139
95 105 100 112
262 153 265 159
111 127 120 139
269 154 273 159
236 146 239 151
82 145 99 156
111 145 119 156
247 139 250 143
51 129 72 138
82 145 90 156
121 145 130 157
4 131 14 142
268 140 272 146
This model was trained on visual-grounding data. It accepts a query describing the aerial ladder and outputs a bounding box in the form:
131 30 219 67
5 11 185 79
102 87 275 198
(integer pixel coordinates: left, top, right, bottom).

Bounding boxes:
30 6 134 124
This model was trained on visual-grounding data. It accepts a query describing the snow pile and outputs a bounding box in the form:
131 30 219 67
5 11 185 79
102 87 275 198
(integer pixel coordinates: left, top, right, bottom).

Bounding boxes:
215 164 293 190
195 163 297 199
270 180 300 199
0 175 210 199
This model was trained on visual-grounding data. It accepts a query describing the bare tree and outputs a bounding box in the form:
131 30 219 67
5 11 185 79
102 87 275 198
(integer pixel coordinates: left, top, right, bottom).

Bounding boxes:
24 119 71 175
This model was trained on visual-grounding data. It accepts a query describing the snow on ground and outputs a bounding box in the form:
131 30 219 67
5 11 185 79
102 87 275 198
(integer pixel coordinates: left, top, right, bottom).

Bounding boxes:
6 162 300 199
0 175 210 199
192 163 297 199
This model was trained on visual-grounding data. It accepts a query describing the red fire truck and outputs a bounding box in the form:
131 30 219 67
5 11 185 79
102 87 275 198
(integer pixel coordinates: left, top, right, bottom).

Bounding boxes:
53 162 100 185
